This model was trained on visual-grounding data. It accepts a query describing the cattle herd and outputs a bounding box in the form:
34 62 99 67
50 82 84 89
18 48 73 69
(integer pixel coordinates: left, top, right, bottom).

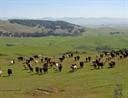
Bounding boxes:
0 48 128 77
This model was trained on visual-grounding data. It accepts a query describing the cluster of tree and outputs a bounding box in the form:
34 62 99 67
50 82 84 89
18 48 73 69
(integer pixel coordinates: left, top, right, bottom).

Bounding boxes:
9 19 82 30
0 29 85 37
0 31 44 37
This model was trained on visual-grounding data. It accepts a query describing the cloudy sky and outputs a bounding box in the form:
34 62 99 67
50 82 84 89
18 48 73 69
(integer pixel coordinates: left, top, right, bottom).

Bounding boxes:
0 0 127 18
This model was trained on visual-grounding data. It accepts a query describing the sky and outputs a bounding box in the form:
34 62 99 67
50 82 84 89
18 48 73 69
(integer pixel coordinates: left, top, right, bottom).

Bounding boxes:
0 0 127 19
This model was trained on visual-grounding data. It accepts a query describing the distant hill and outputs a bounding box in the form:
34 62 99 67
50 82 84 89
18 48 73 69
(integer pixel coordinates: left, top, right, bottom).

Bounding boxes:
0 18 128 37
84 27 128 36
41 17 128 35
0 19 85 37
42 17 128 27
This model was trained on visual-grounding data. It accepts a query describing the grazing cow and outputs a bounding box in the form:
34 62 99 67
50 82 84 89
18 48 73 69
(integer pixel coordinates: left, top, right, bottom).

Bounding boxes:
44 57 51 63
47 58 51 63
115 52 120 56
88 56 91 62
123 52 128 58
97 61 104 69
44 57 48 61
49 61 56 67
85 56 91 62
23 64 28 70
59 56 65 62
92 59 104 69
85 57 88 62
8 69 13 76
70 53 73 58
59 58 63 62
74 56 80 61
18 56 24 61
33 55 39 58
29 67 33 72
25 59 31 64
80 61 84 68
110 52 115 58
74 56 77 61
35 67 40 74
120 55 123 59
105 56 112 62
70 64 77 71
43 63 48 73
63 52 73 58
92 60 97 69
54 63 62 72
100 54 104 58
29 57 34 61
34 60 39 64
27 63 33 72
77 56 80 60
58 64 62 72
103 51 110 57
41 58 44 63
0 69 2 76
109 61 116 68
10 60 15 65
39 68 43 74
95 58 104 69
23 60 30 70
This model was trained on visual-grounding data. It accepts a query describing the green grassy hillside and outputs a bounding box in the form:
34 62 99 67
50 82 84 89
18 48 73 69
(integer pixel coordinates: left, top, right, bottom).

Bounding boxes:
0 35 128 98
0 35 128 55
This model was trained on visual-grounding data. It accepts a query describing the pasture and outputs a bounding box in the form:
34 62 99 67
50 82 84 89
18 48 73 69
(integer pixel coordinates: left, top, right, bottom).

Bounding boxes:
0 35 128 98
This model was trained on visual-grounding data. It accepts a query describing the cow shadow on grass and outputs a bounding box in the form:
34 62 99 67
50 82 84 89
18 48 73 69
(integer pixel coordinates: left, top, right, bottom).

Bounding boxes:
67 70 77 74
2 75 12 78
67 67 83 74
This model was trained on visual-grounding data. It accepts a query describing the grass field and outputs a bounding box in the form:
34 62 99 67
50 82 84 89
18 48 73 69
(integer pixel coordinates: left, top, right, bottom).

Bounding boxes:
0 35 128 98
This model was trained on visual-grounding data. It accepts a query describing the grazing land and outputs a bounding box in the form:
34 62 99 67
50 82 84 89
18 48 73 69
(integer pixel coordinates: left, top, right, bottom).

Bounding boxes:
0 35 128 98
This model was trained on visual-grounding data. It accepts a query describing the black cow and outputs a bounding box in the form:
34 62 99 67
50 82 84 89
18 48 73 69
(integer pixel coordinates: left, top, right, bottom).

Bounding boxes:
92 60 97 69
109 61 116 68
80 61 84 68
41 58 44 63
97 62 104 69
77 56 80 60
27 63 33 72
43 63 48 73
29 57 34 61
33 55 39 58
85 56 91 62
35 67 40 74
8 69 13 76
58 64 62 72
92 59 104 69
39 68 43 74
74 56 80 61
29 67 33 72
100 54 104 58
59 56 65 62
18 56 24 61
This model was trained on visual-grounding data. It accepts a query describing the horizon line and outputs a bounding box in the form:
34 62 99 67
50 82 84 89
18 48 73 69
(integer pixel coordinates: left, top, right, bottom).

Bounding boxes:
0 17 128 20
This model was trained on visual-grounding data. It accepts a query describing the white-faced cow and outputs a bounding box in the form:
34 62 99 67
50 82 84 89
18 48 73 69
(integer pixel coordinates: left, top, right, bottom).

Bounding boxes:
70 64 78 71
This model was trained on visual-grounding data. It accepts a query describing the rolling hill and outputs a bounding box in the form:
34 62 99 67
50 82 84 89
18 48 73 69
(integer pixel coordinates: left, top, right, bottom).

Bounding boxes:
0 18 128 37
0 19 85 37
